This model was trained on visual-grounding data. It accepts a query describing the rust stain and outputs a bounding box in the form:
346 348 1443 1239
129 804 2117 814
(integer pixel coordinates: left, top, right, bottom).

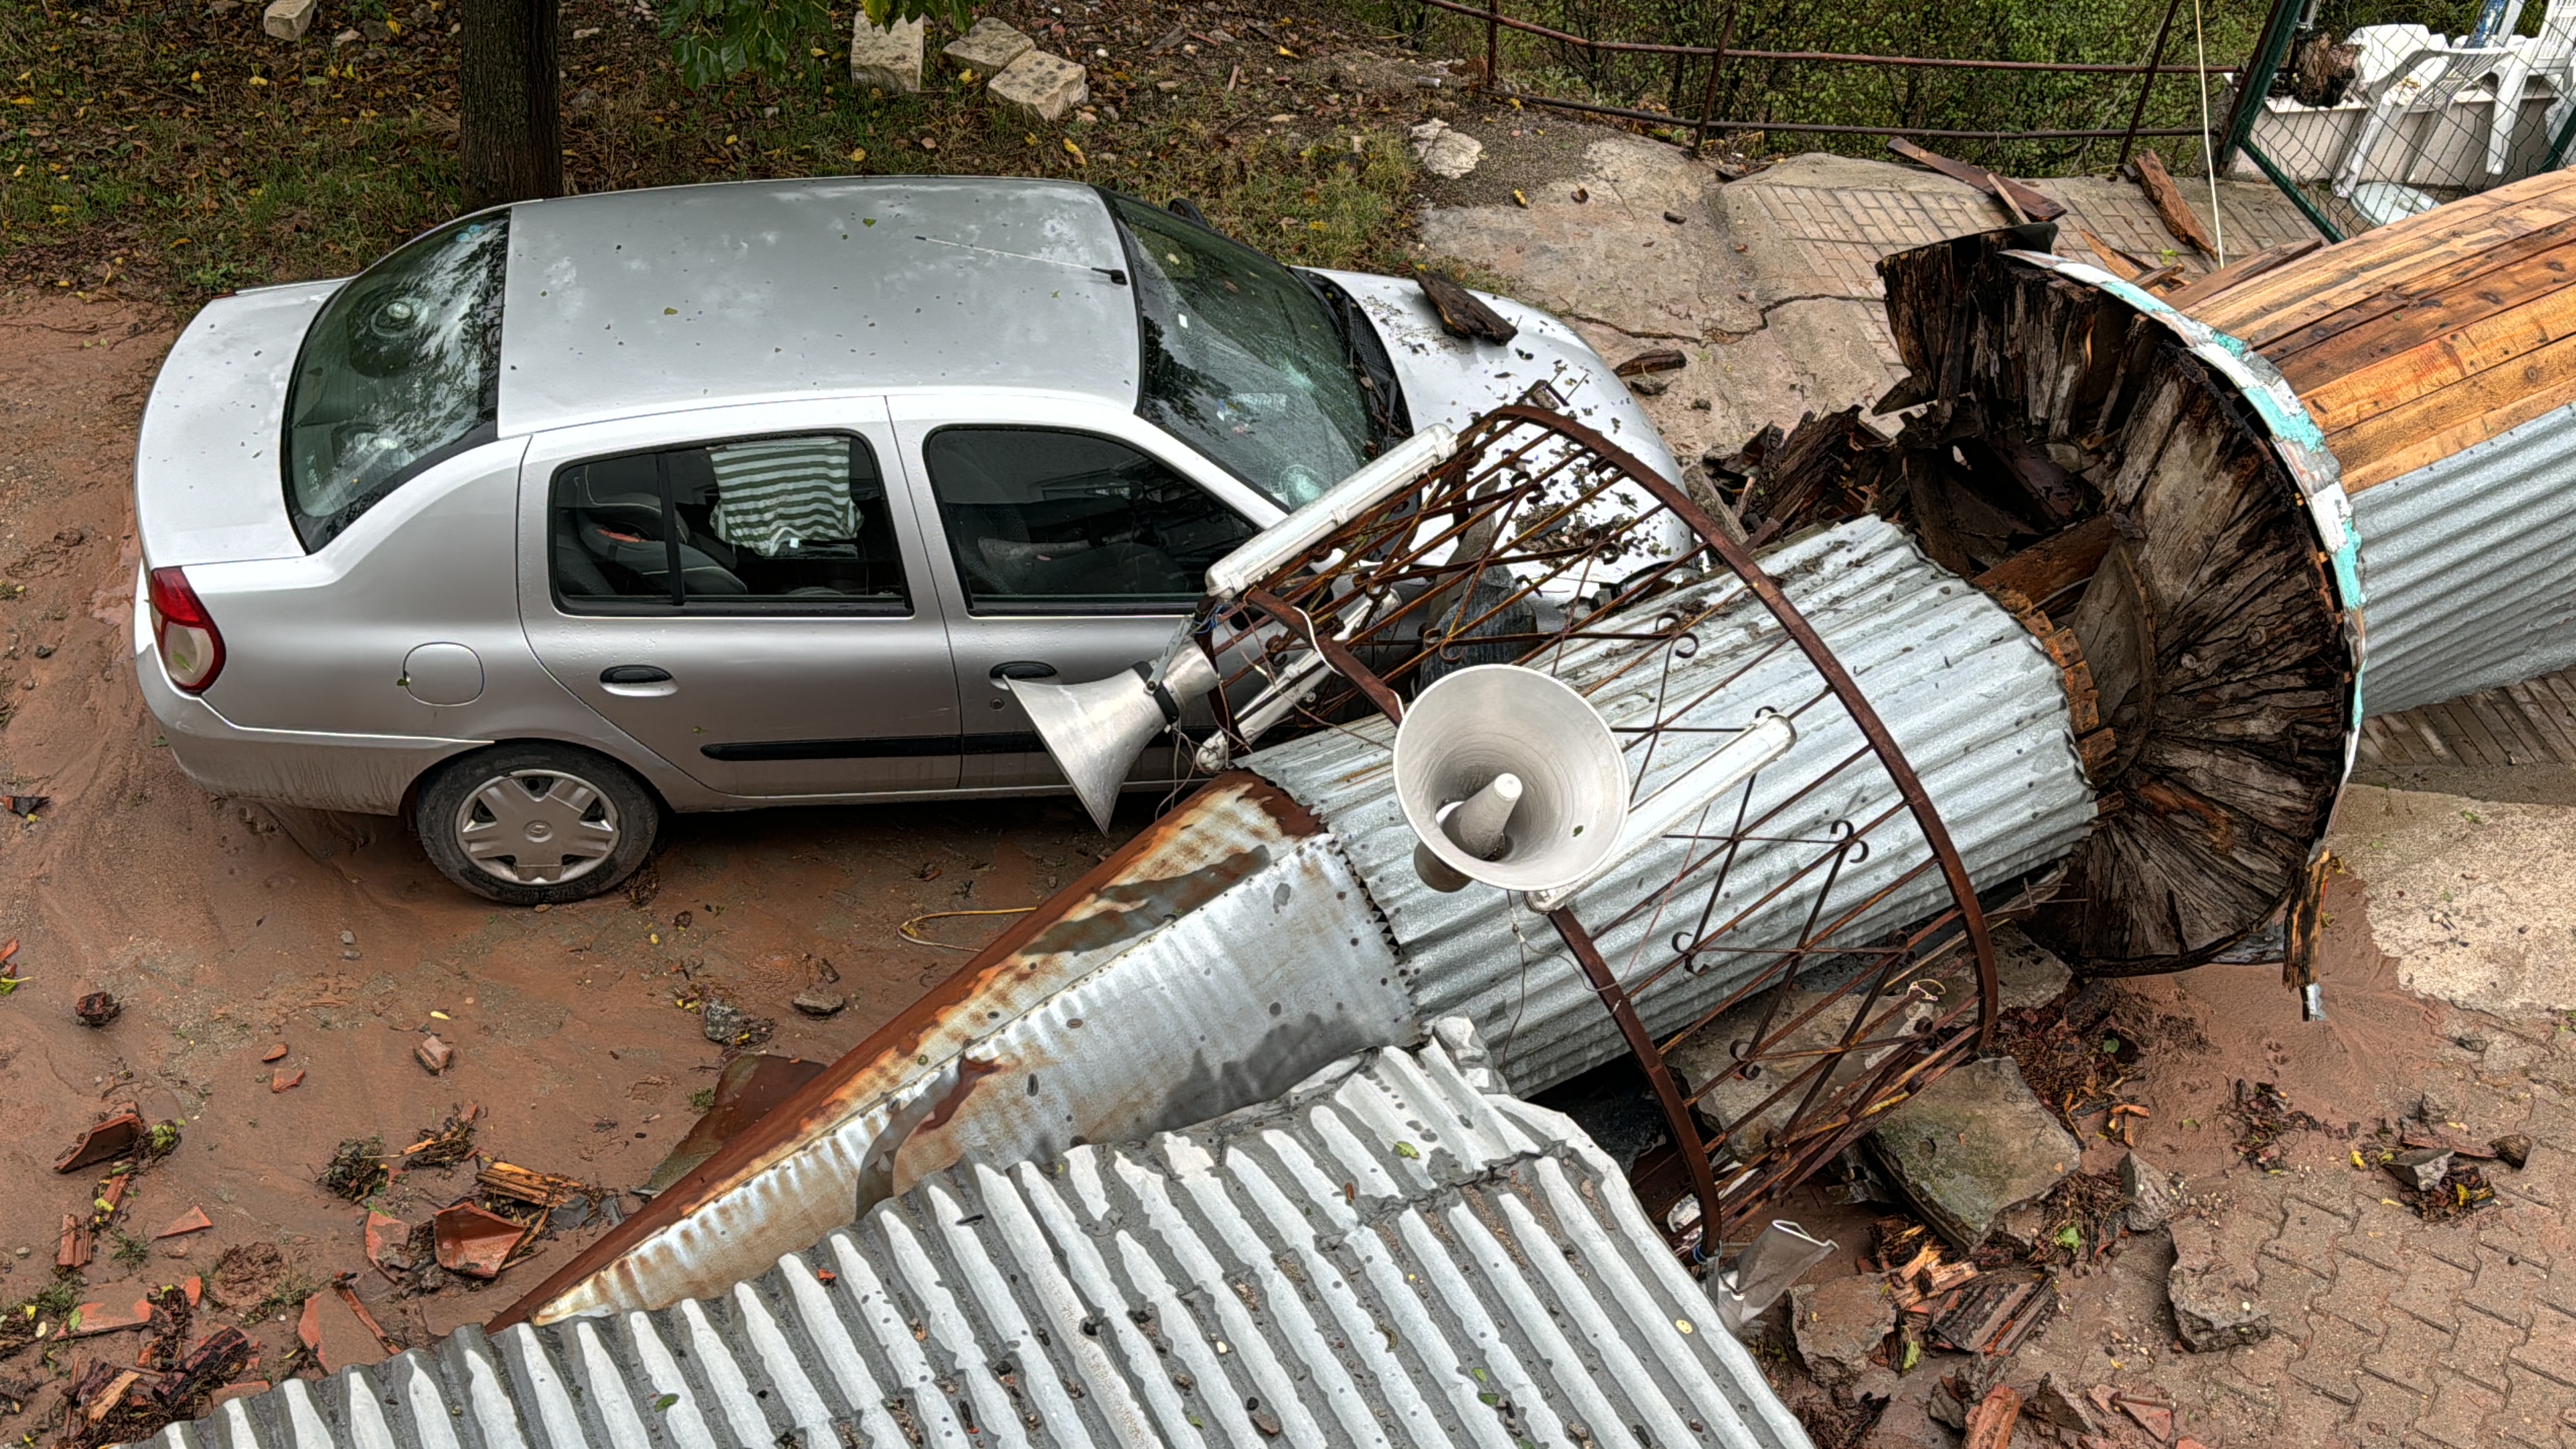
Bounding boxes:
490 771 1318 1330
1022 847 1274 957
919 1057 1000 1134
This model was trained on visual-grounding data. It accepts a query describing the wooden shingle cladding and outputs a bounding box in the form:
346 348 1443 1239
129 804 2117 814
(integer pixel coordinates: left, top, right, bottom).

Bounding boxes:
2187 169 2576 492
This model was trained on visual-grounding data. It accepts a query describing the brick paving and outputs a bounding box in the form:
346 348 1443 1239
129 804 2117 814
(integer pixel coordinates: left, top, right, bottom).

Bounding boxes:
2002 1033 2576 1448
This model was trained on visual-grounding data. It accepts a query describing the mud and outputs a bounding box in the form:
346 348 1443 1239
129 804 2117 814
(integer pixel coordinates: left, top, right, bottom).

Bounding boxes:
0 299 1134 1407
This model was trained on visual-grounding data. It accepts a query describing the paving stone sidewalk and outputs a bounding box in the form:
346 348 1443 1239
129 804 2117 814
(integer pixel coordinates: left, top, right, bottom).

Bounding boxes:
1999 1022 2576 1448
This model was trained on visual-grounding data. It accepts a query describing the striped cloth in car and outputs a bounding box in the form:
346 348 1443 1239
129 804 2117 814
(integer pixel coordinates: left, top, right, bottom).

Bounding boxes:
708 436 858 555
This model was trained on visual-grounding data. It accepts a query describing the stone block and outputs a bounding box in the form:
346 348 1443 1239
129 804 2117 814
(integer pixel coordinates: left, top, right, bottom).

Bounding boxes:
2171 1214 2274 1351
1990 923 2072 1009
988 50 1087 124
943 16 1031 74
1409 118 1483 180
850 14 924 93
1786 1273 1892 1385
2120 1147 2182 1232
1866 1055 2078 1248
263 0 315 41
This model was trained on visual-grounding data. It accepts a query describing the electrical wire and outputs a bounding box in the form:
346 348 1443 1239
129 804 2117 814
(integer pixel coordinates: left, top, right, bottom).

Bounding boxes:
2195 0 2226 263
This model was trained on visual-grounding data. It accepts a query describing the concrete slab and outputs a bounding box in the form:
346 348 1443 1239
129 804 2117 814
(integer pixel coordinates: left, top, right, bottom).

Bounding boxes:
2326 782 2576 1013
1868 1055 2079 1248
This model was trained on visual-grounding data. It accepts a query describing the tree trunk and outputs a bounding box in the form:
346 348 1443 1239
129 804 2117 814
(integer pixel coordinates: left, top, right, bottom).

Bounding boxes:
459 0 561 209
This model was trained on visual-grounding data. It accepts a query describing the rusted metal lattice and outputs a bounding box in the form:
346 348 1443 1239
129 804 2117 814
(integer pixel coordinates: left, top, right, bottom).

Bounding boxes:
1187 405 2015 1251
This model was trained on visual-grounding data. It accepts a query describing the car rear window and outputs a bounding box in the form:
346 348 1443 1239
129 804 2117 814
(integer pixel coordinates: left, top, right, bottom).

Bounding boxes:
281 214 509 550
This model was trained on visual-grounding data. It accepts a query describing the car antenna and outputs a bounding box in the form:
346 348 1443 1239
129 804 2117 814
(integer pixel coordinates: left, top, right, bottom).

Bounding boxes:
914 235 1128 285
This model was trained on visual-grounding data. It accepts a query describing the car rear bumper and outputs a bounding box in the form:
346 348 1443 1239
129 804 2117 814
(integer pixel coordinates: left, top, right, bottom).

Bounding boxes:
135 622 483 816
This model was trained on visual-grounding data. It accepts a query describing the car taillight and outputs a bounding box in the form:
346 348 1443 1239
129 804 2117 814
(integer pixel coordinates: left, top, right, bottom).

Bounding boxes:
146 566 225 693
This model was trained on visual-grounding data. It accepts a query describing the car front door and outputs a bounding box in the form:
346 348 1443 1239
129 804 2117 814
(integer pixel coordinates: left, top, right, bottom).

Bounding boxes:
888 394 1284 792
517 399 965 798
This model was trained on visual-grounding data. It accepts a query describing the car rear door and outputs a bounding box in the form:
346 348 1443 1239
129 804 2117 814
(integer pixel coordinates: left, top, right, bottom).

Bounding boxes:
887 393 1285 792
517 398 965 798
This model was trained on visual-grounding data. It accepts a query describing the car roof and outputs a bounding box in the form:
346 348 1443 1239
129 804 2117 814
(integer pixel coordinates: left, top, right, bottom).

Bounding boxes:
495 176 1141 435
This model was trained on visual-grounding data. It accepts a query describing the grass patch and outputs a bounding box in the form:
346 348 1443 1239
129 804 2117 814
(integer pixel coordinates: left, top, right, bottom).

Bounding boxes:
1 0 1426 307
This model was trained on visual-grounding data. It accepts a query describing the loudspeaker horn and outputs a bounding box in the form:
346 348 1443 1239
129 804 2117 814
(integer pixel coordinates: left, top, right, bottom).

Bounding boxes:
1008 638 1219 832
1393 664 1630 895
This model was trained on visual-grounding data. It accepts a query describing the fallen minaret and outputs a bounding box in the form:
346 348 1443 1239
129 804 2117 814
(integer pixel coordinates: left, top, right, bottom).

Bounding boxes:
503 239 2364 1323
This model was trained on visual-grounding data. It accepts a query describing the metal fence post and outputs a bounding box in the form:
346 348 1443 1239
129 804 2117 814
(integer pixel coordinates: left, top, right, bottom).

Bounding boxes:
2116 0 2187 167
2218 0 2302 174
1692 0 1742 157
1484 0 1499 94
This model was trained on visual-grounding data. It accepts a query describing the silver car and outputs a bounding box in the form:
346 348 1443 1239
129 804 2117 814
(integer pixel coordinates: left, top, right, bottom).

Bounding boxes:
133 176 1681 904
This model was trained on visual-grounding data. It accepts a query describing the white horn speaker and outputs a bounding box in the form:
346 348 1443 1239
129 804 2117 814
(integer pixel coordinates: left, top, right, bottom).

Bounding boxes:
1393 664 1630 894
1009 640 1220 832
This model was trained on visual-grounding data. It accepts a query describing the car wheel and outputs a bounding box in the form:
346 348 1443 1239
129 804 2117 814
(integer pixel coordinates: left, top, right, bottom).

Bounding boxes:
416 743 659 905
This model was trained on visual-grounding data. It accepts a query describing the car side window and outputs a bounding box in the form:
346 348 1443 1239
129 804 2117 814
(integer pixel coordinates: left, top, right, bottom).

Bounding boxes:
550 433 908 612
924 427 1256 614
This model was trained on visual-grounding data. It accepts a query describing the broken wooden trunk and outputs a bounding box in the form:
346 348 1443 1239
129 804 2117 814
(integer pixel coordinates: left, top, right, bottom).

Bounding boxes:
1729 228 2361 975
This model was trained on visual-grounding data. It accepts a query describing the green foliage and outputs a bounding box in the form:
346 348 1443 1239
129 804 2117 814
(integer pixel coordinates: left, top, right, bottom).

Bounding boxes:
1349 0 2283 174
110 1231 150 1269
660 0 838 89
687 1087 717 1112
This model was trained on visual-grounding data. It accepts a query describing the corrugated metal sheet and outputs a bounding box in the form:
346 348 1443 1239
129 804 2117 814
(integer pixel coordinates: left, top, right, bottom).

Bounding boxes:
520 777 1418 1324
147 1033 1813 1449
2344 399 2576 717
1247 514 2096 1090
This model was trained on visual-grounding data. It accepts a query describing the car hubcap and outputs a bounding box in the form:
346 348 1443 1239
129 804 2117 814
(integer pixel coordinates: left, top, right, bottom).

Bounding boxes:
454 768 619 886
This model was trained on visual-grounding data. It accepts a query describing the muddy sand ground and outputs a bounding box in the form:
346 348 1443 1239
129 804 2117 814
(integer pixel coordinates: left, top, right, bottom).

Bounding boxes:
0 297 1144 1372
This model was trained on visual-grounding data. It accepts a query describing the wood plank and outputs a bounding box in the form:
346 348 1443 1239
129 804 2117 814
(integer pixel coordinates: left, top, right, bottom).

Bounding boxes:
2164 239 2324 312
1884 137 2067 221
2194 169 2576 334
2334 357 2576 490
2127 151 2217 257
2196 197 2576 347
2504 679 2576 760
2435 697 2511 766
2403 711 2456 763
1972 513 2122 603
2465 689 2546 764
2074 225 2146 281
2326 321 2576 489
2296 280 2576 433
2258 226 2576 381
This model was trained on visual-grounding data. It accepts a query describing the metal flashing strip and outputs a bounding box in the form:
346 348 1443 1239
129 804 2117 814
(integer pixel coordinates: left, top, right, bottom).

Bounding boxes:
139 1034 1814 1449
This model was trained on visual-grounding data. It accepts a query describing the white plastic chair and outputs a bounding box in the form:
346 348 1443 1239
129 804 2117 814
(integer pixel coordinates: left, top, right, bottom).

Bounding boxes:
2334 27 2514 196
2483 0 2576 173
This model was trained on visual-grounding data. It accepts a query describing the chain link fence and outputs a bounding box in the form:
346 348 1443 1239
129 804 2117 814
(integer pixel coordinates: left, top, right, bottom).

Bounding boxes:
2223 0 2576 239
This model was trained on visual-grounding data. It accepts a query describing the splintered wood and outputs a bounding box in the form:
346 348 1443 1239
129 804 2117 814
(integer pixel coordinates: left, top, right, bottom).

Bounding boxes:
1723 234 2353 972
478 1161 594 1208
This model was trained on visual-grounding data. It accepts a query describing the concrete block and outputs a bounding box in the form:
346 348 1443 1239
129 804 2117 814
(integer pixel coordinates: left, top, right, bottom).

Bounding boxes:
849 14 924 93
1409 119 1483 180
989 50 1087 124
943 16 1030 74
1867 1055 2078 1248
263 0 316 41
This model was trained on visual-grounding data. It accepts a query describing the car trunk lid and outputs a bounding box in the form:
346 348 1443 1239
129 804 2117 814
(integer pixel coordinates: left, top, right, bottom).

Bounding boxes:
135 280 342 566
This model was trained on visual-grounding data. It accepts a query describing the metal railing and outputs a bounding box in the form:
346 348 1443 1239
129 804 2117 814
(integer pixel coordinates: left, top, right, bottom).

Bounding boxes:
1407 0 2263 172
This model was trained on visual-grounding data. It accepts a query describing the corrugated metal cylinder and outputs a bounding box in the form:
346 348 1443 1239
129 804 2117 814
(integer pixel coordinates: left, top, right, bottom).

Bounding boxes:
1248 514 2095 1090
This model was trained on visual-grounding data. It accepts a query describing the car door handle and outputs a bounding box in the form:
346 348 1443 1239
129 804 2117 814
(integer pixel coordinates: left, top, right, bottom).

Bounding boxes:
989 661 1057 682
600 664 677 698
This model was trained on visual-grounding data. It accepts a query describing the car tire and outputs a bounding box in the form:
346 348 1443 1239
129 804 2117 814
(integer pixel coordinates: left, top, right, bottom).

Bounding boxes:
415 743 660 905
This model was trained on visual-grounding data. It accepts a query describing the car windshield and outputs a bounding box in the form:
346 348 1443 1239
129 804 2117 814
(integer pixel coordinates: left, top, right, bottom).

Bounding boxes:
282 214 509 550
1105 194 1374 510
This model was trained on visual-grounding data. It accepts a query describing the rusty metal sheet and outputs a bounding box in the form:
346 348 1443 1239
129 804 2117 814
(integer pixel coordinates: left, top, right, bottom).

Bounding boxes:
503 774 1414 1325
